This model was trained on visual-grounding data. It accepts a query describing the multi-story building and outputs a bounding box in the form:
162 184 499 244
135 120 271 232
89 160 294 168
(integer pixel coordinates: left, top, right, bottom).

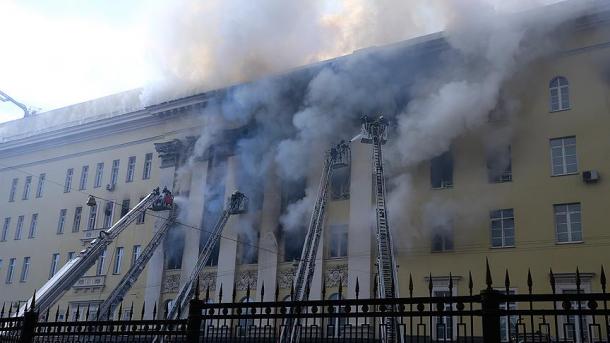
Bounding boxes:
0 3 609 340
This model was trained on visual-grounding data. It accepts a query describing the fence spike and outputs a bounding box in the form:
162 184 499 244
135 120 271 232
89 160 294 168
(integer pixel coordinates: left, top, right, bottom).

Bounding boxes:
177 301 182 318
449 272 454 292
64 306 70 322
30 289 36 312
485 258 493 290
195 277 200 300
275 283 280 302
44 308 50 322
86 304 91 321
601 265 606 293
152 302 157 320
290 283 294 301
321 278 327 300
129 302 134 321
338 277 343 300
355 277 360 299
468 271 473 295
0 302 4 318
7 302 12 317
527 269 533 294
549 268 556 294
219 283 223 303
117 302 123 321
140 302 146 320
246 282 251 300
232 282 237 302
106 303 112 320
428 273 433 295
260 281 265 301
409 274 413 297
54 306 60 322
504 269 510 290
575 267 581 290
73 305 79 321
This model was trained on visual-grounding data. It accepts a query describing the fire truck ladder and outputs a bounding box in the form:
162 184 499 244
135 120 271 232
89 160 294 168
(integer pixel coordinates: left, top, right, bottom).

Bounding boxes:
361 116 400 343
166 191 248 320
98 208 178 318
19 189 169 315
281 142 351 343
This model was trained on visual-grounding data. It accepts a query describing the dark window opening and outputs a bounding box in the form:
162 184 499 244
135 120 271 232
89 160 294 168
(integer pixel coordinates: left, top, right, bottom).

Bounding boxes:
164 227 185 270
487 146 512 183
431 224 454 252
121 199 130 217
237 232 259 265
199 154 227 266
431 150 453 189
280 178 307 262
330 166 350 200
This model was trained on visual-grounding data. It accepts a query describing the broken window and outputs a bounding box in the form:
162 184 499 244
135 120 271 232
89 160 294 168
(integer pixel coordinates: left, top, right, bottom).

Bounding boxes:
430 150 453 189
330 165 350 200
431 222 454 252
164 227 185 270
487 146 512 183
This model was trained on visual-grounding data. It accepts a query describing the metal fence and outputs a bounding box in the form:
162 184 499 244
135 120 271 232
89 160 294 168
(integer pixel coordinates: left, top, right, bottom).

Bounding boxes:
1 262 609 342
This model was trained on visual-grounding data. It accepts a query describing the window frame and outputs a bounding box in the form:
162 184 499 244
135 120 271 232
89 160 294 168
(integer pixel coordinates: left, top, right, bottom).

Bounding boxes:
72 207 82 232
431 150 454 189
57 209 67 234
110 159 120 185
79 165 89 190
49 253 60 279
14 215 24 240
1 217 10 241
94 162 104 188
328 224 348 258
113 247 124 274
9 178 18 202
28 213 38 238
20 256 30 282
126 156 136 183
550 137 578 176
554 203 582 244
549 76 570 112
6 258 16 284
36 173 45 198
64 168 74 193
490 209 515 248
22 176 32 200
87 205 98 231
142 153 153 180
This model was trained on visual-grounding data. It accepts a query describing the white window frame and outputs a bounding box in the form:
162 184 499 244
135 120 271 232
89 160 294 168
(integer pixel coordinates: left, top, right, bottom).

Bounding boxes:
549 76 570 112
428 278 459 341
79 165 89 190
132 245 141 266
57 209 67 234
496 288 517 342
142 153 153 180
490 209 515 248
102 201 115 228
36 173 45 198
87 205 98 230
14 215 24 240
126 156 136 182
554 203 582 243
550 137 577 176
110 159 120 185
49 253 60 279
96 249 106 275
64 168 73 193
113 247 124 274
1 217 10 241
20 257 30 282
9 178 18 202
94 162 104 188
28 213 38 238
72 207 82 232
6 258 16 283
22 176 32 200
67 251 75 262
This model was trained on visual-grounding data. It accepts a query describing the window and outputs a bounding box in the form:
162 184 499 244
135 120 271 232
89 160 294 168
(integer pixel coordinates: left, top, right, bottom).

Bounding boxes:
329 225 348 258
22 176 32 200
549 76 570 112
57 209 67 234
562 289 589 342
143 153 153 180
330 166 350 200
113 247 124 274
96 249 106 275
550 137 577 176
132 245 141 266
431 150 453 189
431 222 454 252
499 289 517 342
64 168 73 192
67 251 75 261
87 205 97 230
554 203 582 243
79 165 89 190
20 257 30 282
28 213 38 238
121 199 130 217
14 215 24 240
36 173 46 198
136 197 145 224
9 178 18 202
72 207 82 232
110 159 120 185
102 202 114 228
126 156 136 182
94 162 104 188
1 217 9 241
49 253 60 278
237 232 258 265
487 146 512 183
6 258 16 283
327 293 346 337
490 209 514 248
433 289 454 340
164 228 184 270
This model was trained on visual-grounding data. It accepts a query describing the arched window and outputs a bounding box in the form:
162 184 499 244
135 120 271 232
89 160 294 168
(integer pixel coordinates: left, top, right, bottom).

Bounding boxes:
549 76 570 112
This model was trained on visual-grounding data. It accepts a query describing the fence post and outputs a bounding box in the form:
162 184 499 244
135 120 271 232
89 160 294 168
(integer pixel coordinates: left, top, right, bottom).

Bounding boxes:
480 289 501 342
20 307 37 343
186 299 202 343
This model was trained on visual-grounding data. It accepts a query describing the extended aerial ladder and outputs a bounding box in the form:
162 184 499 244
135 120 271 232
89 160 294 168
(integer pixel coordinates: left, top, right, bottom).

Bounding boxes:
165 191 248 320
361 116 400 343
18 188 174 316
281 142 350 343
98 208 178 318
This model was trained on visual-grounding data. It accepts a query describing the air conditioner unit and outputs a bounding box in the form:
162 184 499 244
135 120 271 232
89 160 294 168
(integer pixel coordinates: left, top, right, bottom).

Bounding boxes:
582 170 600 183
106 183 115 191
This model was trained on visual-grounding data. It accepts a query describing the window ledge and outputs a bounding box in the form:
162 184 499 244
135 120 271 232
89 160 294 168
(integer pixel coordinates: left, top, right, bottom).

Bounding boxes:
549 108 571 113
555 240 584 245
431 250 454 253
551 172 579 178
490 245 515 249
431 186 454 190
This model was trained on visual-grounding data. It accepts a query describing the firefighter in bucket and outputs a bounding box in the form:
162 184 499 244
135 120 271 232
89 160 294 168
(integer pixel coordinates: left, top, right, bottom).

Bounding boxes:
152 187 174 211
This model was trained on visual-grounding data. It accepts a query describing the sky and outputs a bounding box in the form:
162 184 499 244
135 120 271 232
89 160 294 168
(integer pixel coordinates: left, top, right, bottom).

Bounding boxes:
0 0 153 124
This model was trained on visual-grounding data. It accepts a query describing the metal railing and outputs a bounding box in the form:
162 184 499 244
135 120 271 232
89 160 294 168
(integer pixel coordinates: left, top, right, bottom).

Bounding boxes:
2 261 609 342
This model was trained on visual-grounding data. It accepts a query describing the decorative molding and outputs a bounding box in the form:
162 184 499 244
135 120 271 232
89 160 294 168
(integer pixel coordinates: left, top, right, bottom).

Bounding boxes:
72 275 106 294
278 267 296 289
161 273 181 293
236 270 258 291
154 139 184 169
552 272 595 284
325 264 348 288
423 275 463 287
